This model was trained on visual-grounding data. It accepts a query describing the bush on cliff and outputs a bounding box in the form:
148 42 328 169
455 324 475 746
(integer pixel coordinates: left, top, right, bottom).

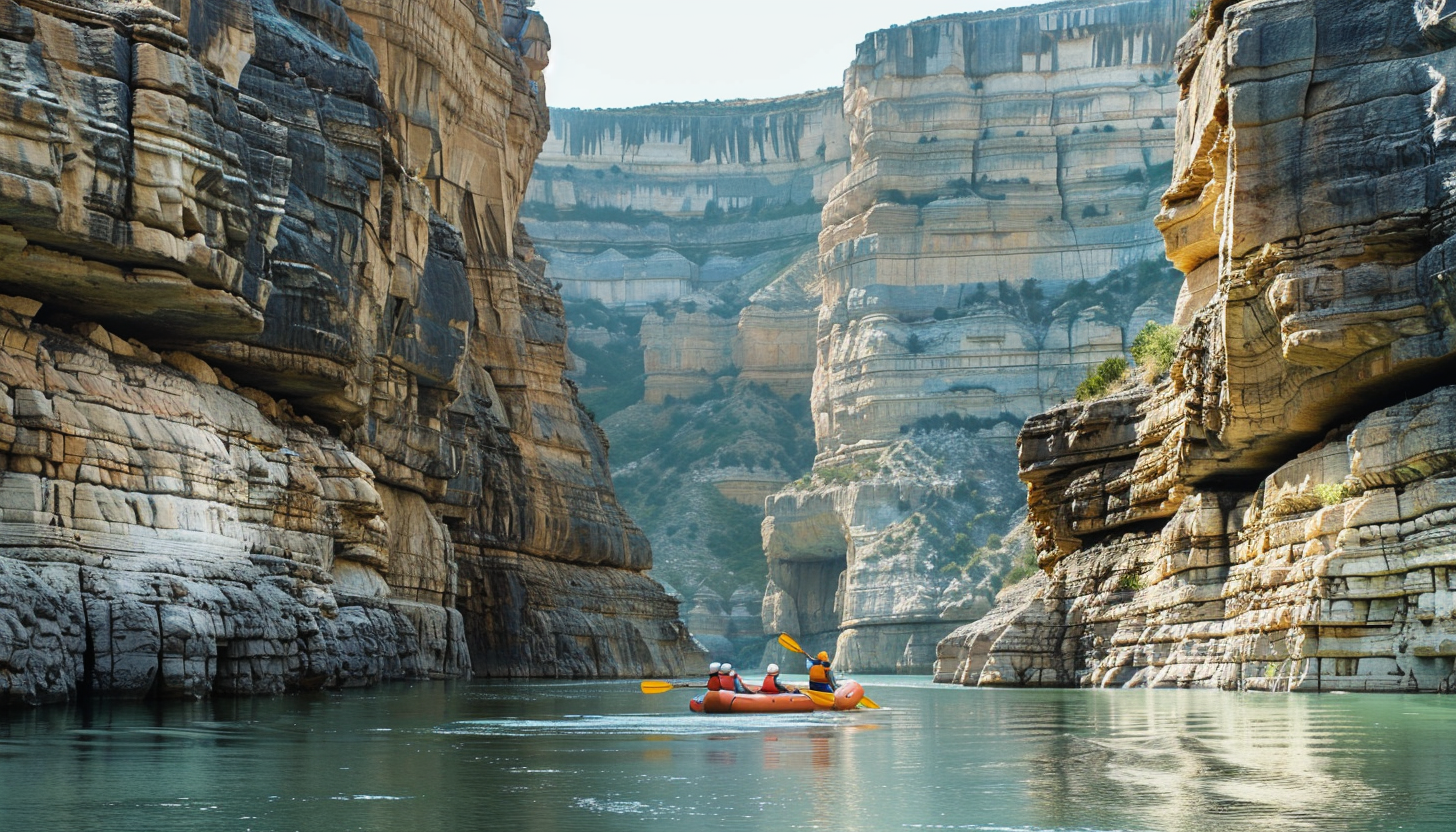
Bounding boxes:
1130 320 1181 383
1075 357 1128 401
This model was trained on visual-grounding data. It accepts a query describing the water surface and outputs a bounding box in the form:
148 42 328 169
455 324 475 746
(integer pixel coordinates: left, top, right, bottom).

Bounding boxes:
3 678 1455 831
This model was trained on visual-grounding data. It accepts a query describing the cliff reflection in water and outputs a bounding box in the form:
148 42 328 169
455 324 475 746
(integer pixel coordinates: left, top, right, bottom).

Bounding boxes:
4 680 1455 831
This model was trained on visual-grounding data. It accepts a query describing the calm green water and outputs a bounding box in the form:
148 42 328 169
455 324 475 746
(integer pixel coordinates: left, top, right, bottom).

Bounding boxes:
3 677 1456 831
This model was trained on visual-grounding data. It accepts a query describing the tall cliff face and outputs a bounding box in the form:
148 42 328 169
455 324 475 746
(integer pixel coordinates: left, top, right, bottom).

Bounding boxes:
761 0 1193 673
0 0 698 706
517 95 848 640
939 0 1456 692
525 93 849 404
525 93 848 306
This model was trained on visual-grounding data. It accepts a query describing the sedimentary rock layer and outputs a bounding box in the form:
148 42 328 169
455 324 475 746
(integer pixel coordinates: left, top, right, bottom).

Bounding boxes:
0 0 697 706
764 0 1193 672
525 92 849 306
939 0 1456 692
525 94 846 403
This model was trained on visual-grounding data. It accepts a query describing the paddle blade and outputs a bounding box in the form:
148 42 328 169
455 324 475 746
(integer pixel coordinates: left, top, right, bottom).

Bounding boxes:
777 633 806 655
858 695 882 709
802 688 836 707
640 680 678 694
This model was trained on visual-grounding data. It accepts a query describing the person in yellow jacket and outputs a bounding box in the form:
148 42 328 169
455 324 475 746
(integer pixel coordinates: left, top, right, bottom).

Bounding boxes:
806 651 837 693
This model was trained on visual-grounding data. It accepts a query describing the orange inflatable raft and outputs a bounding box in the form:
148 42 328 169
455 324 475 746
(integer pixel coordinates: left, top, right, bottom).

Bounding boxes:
689 681 864 713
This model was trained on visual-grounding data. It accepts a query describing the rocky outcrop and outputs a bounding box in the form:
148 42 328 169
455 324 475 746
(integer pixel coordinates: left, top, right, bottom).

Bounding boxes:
939 0 1456 692
764 0 1193 672
0 0 697 707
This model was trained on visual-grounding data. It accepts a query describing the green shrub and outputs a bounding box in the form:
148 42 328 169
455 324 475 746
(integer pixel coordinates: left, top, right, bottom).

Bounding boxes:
1130 321 1181 382
1002 544 1040 587
1313 482 1359 506
1117 572 1144 592
905 333 927 354
1076 357 1128 401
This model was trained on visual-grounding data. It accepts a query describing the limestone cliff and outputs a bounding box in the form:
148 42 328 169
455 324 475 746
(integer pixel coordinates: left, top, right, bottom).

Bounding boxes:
938 0 1456 692
525 93 847 405
518 95 849 633
763 0 1193 673
0 0 698 706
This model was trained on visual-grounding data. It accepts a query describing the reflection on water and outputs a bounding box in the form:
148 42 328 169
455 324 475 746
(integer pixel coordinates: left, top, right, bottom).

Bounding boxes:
2 679 1455 831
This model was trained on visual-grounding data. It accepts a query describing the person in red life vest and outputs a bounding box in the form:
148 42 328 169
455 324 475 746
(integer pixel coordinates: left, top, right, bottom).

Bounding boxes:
721 663 748 693
714 663 735 692
806 651 837 693
758 663 797 694
706 661 722 691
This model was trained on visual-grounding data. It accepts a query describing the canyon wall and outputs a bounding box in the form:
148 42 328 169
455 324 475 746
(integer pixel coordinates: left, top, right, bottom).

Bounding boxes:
939 0 1456 692
519 95 848 629
763 0 1194 672
0 0 698 706
525 93 849 403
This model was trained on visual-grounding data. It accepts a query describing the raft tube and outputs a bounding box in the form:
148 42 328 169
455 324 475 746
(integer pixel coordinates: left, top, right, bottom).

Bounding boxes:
689 681 865 713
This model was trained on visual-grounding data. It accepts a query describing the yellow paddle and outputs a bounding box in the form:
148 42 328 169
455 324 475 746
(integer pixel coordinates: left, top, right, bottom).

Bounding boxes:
639 680 705 694
776 632 882 709
801 688 837 708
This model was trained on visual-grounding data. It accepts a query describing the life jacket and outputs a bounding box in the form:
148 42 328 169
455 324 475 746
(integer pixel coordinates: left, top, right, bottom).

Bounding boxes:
760 674 783 694
808 660 831 686
707 674 722 692
728 672 747 693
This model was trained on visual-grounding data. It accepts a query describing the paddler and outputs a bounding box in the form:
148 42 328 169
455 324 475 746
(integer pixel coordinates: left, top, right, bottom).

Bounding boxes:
706 661 722 691
758 663 797 694
806 651 837 693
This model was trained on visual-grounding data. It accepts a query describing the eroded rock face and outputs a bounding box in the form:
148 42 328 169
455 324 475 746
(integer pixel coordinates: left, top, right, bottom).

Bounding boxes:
942 0 1456 692
0 0 698 706
765 0 1193 672
815 0 1191 450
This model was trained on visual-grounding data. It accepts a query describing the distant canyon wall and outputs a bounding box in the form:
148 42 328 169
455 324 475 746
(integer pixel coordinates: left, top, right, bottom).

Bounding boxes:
939 0 1456 692
524 93 850 403
0 0 698 706
763 0 1194 673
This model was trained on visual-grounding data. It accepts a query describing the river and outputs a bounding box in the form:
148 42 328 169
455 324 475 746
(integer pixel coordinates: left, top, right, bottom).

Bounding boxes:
3 677 1455 831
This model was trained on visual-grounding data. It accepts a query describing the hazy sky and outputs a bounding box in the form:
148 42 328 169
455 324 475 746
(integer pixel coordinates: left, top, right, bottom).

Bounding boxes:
536 0 1026 110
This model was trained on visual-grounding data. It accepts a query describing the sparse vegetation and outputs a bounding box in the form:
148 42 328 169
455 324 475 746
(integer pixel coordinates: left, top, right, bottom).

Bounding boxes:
900 411 1021 435
1076 357 1128 401
1002 543 1040 587
606 378 818 596
1314 482 1360 506
1131 320 1182 382
1266 480 1364 518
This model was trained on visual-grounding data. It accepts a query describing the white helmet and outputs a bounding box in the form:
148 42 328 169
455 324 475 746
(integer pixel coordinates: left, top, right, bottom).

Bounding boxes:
721 663 733 674
767 663 780 674
708 661 721 673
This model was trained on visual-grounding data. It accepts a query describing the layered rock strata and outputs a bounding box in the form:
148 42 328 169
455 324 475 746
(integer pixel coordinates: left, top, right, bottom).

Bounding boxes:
0 0 697 706
525 92 849 307
764 0 1193 672
938 0 1456 692
527 94 848 404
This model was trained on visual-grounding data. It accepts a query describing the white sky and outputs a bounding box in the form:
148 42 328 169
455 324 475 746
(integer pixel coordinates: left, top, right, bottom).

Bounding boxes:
536 0 1030 110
